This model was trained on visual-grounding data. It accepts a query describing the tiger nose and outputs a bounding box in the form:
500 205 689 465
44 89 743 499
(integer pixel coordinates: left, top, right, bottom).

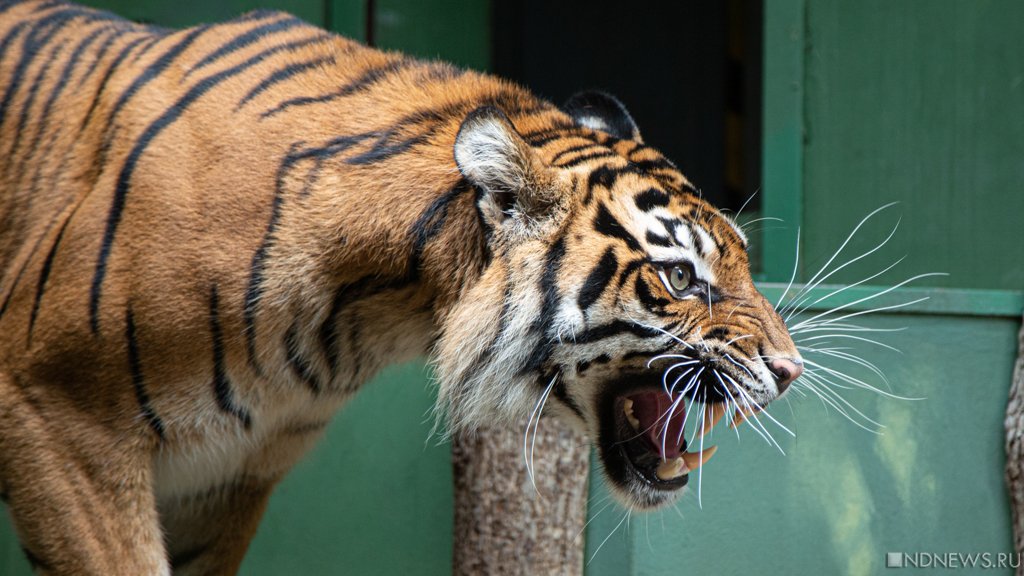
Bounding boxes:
769 358 803 394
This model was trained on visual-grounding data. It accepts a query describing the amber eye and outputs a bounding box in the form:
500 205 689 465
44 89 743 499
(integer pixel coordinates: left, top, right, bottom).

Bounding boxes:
659 265 693 297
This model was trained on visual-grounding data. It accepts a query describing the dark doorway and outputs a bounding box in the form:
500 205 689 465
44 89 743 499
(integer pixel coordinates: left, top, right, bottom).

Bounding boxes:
491 0 763 214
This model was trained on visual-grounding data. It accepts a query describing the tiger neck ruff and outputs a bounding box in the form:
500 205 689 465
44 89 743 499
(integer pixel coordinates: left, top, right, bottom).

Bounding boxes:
0 1 802 573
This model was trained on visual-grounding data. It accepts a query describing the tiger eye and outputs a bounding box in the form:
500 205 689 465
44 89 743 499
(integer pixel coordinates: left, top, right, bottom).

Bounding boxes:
668 266 690 292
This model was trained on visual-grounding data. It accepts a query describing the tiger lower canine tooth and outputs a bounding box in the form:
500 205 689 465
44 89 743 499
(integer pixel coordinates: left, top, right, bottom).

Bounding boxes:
681 446 718 471
623 398 640 430
656 457 688 480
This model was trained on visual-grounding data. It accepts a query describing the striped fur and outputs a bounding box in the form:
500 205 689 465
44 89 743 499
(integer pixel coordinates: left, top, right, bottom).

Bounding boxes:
0 1 801 573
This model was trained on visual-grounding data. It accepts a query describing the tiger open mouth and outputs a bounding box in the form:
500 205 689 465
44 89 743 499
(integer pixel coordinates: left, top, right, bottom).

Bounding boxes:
597 372 763 505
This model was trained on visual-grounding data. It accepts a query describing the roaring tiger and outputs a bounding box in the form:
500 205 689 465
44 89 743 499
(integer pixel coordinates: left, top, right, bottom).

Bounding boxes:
0 0 804 573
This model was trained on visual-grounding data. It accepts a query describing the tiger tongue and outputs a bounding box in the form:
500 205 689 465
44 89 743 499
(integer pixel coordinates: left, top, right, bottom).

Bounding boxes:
629 391 686 459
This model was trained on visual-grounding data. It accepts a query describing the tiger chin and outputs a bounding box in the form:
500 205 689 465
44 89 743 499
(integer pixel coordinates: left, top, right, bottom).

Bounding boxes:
0 0 802 573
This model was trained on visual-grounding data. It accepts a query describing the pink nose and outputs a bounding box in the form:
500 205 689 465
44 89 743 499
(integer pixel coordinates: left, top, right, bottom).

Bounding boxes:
769 358 803 394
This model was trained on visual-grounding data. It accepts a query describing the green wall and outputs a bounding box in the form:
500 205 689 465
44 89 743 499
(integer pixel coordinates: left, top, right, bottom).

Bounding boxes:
3 1 1022 575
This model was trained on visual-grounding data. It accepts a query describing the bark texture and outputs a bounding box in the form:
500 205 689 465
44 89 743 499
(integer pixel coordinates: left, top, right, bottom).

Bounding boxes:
1005 314 1024 575
452 418 589 576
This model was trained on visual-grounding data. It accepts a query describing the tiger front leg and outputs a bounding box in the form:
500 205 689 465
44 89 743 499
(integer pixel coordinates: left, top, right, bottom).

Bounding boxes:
0 372 168 575
159 477 276 576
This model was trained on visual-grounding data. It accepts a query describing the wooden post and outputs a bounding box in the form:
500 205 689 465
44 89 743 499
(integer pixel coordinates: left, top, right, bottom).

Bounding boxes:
452 418 589 575
1005 314 1024 575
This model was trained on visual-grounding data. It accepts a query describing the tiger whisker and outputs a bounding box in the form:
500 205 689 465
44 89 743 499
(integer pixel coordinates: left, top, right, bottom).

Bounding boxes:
523 372 558 497
781 218 903 319
789 272 947 331
717 372 775 445
576 493 615 542
798 376 884 434
790 323 907 335
727 378 786 453
800 370 890 425
724 333 754 347
784 256 906 322
775 227 802 310
587 508 631 566
796 333 902 353
778 202 899 316
798 346 894 389
801 358 923 401
696 390 707 509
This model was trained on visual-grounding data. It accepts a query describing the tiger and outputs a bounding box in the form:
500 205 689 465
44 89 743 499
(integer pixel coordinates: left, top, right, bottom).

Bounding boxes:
0 0 804 573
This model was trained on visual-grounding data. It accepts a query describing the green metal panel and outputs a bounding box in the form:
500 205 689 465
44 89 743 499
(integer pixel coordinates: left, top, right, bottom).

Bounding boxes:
800 0 1024 291
587 295 1021 575
760 0 805 282
374 0 490 71
84 0 327 27
242 363 452 576
327 0 367 40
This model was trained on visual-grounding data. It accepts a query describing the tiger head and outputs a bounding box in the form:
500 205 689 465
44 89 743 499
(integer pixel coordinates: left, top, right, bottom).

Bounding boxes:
435 92 802 510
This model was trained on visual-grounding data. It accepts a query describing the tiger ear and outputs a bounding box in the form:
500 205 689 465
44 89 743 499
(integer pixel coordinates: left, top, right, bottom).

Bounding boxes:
454 106 556 227
562 91 642 142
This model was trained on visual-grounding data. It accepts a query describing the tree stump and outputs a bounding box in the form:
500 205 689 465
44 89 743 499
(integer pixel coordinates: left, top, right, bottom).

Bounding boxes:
452 417 590 575
1005 314 1024 575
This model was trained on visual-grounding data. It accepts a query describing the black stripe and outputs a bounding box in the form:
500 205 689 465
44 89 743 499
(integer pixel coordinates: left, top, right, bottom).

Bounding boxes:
105 25 209 128
0 0 24 18
91 38 317 334
577 246 617 311
126 306 166 440
556 150 618 168
243 143 300 372
0 8 90 133
0 223 53 320
77 33 150 135
209 285 252 428
704 327 730 342
688 223 705 255
317 274 415 378
127 33 164 64
284 322 322 394
522 122 577 146
518 236 567 376
407 180 472 275
593 203 642 252
550 373 585 421
260 57 410 119
6 39 68 178
319 277 371 376
316 181 472 375
27 205 78 341
75 25 126 89
186 14 303 77
236 54 334 110
25 25 106 157
635 275 671 313
645 230 673 247
633 188 670 211
549 142 600 165
615 258 645 293
574 320 663 344
630 158 676 173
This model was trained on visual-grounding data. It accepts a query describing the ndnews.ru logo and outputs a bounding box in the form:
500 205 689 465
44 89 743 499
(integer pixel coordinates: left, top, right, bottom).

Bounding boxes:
887 552 1021 570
